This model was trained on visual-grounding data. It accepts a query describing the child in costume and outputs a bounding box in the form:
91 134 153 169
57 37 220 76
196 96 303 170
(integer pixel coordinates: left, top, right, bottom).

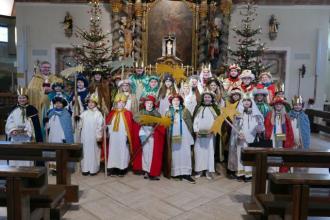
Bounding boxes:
253 88 270 118
89 70 111 114
264 96 294 173
141 75 160 98
193 92 220 180
206 77 225 108
129 61 148 101
198 64 212 92
256 72 276 103
164 94 195 184
274 82 291 112
105 93 138 176
78 93 104 176
228 93 264 181
239 70 255 93
289 95 310 149
133 95 166 180
222 64 242 93
117 79 139 114
5 87 43 166
158 73 177 116
45 97 74 173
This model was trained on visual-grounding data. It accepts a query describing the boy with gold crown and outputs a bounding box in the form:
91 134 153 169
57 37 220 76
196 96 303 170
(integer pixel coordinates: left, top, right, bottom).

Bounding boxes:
5 87 43 166
77 93 104 176
289 95 310 149
105 93 139 177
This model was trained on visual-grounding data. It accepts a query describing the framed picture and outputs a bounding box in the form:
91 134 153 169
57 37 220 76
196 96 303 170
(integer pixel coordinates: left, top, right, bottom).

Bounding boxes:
55 47 77 74
262 50 287 83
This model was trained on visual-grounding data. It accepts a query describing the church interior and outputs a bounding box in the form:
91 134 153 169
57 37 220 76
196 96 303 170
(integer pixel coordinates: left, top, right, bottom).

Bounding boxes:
1 0 330 219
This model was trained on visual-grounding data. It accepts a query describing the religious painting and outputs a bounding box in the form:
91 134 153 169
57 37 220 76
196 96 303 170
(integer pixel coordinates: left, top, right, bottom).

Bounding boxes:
55 47 77 74
147 0 193 65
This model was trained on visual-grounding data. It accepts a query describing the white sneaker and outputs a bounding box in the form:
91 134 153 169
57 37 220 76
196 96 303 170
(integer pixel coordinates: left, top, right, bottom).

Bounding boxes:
195 172 202 178
206 172 213 180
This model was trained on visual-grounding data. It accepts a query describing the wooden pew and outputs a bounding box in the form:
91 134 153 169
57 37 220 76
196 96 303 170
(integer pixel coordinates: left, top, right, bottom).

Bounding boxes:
305 109 330 134
256 173 330 220
0 166 46 220
0 141 82 203
241 147 330 215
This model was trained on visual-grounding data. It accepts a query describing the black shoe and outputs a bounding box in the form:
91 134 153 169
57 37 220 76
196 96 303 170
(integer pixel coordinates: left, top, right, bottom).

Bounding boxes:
82 172 90 176
182 175 196 184
144 173 149 179
172 176 182 181
227 173 237 180
90 172 98 176
236 176 245 182
149 176 160 181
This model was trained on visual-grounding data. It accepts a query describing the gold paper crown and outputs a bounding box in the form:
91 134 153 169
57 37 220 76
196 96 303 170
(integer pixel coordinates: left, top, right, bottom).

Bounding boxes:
292 95 303 105
275 82 285 93
201 63 211 71
242 92 254 100
114 93 128 103
135 60 144 68
229 64 241 71
87 93 99 104
17 86 28 96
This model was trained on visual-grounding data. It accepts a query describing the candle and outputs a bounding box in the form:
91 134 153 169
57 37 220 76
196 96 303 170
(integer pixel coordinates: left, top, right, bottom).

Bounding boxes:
149 64 152 74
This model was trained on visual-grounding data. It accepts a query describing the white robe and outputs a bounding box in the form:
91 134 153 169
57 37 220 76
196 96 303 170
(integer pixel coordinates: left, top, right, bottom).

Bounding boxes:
171 112 194 176
80 108 104 173
5 107 34 167
47 114 65 170
107 114 130 169
139 126 154 173
184 94 197 116
228 113 259 177
193 107 216 173
159 97 170 116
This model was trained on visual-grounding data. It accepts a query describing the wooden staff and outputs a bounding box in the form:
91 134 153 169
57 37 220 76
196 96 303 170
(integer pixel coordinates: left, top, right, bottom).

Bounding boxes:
103 113 107 178
224 117 249 145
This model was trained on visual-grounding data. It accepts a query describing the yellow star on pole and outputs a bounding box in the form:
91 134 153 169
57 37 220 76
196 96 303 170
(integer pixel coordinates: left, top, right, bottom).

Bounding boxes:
137 115 172 128
156 64 186 82
210 105 240 135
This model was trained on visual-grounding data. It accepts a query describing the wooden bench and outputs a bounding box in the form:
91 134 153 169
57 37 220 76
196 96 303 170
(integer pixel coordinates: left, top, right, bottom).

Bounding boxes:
241 147 330 215
305 109 330 134
255 173 330 220
0 166 47 220
0 141 82 203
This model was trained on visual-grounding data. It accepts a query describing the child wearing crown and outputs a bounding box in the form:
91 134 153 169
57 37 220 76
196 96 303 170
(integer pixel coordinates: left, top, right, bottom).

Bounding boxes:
4 87 43 166
289 96 310 149
77 93 104 176
105 93 139 177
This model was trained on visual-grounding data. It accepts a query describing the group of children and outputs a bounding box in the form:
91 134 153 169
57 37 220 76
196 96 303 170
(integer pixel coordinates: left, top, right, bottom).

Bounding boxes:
4 62 311 184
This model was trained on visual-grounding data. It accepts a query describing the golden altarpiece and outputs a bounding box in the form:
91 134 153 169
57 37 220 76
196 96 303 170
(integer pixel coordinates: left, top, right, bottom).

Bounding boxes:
110 0 232 73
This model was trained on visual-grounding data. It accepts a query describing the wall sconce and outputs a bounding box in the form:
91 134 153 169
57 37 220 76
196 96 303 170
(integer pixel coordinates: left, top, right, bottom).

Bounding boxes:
62 12 73 38
269 14 279 41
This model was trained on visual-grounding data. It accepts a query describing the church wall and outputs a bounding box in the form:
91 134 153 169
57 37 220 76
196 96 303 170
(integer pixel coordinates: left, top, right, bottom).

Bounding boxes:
15 2 111 86
229 5 330 108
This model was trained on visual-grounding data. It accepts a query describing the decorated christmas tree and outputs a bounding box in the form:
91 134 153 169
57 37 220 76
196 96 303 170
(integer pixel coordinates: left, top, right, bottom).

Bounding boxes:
229 1 265 77
73 0 112 75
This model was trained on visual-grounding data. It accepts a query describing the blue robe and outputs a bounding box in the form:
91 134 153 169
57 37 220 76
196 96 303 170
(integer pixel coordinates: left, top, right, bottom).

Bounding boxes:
289 110 311 149
47 108 74 144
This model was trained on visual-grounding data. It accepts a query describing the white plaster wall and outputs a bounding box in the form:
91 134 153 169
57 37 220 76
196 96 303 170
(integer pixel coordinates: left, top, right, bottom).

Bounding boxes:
229 5 330 108
15 2 112 85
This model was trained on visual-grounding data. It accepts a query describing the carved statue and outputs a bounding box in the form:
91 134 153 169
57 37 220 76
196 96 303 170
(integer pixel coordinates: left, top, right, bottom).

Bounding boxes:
166 40 173 56
124 19 134 57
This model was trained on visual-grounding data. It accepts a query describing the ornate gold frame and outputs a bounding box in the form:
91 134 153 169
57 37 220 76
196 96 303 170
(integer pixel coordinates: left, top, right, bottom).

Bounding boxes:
142 0 198 68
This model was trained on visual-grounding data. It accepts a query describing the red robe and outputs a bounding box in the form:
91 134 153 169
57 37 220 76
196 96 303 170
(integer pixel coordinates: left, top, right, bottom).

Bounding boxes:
264 110 294 173
101 109 139 162
240 83 255 93
132 125 166 177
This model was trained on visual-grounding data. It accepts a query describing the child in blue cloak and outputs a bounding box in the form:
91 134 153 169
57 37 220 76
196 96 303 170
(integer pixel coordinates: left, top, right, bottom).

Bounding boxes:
289 95 310 149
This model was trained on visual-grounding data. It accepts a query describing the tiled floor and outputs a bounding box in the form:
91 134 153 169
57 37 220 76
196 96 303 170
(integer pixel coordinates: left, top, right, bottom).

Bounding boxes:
0 133 330 220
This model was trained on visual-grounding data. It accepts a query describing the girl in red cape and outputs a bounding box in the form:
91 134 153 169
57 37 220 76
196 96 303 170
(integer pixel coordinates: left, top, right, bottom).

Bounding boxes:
264 96 294 173
132 95 166 180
